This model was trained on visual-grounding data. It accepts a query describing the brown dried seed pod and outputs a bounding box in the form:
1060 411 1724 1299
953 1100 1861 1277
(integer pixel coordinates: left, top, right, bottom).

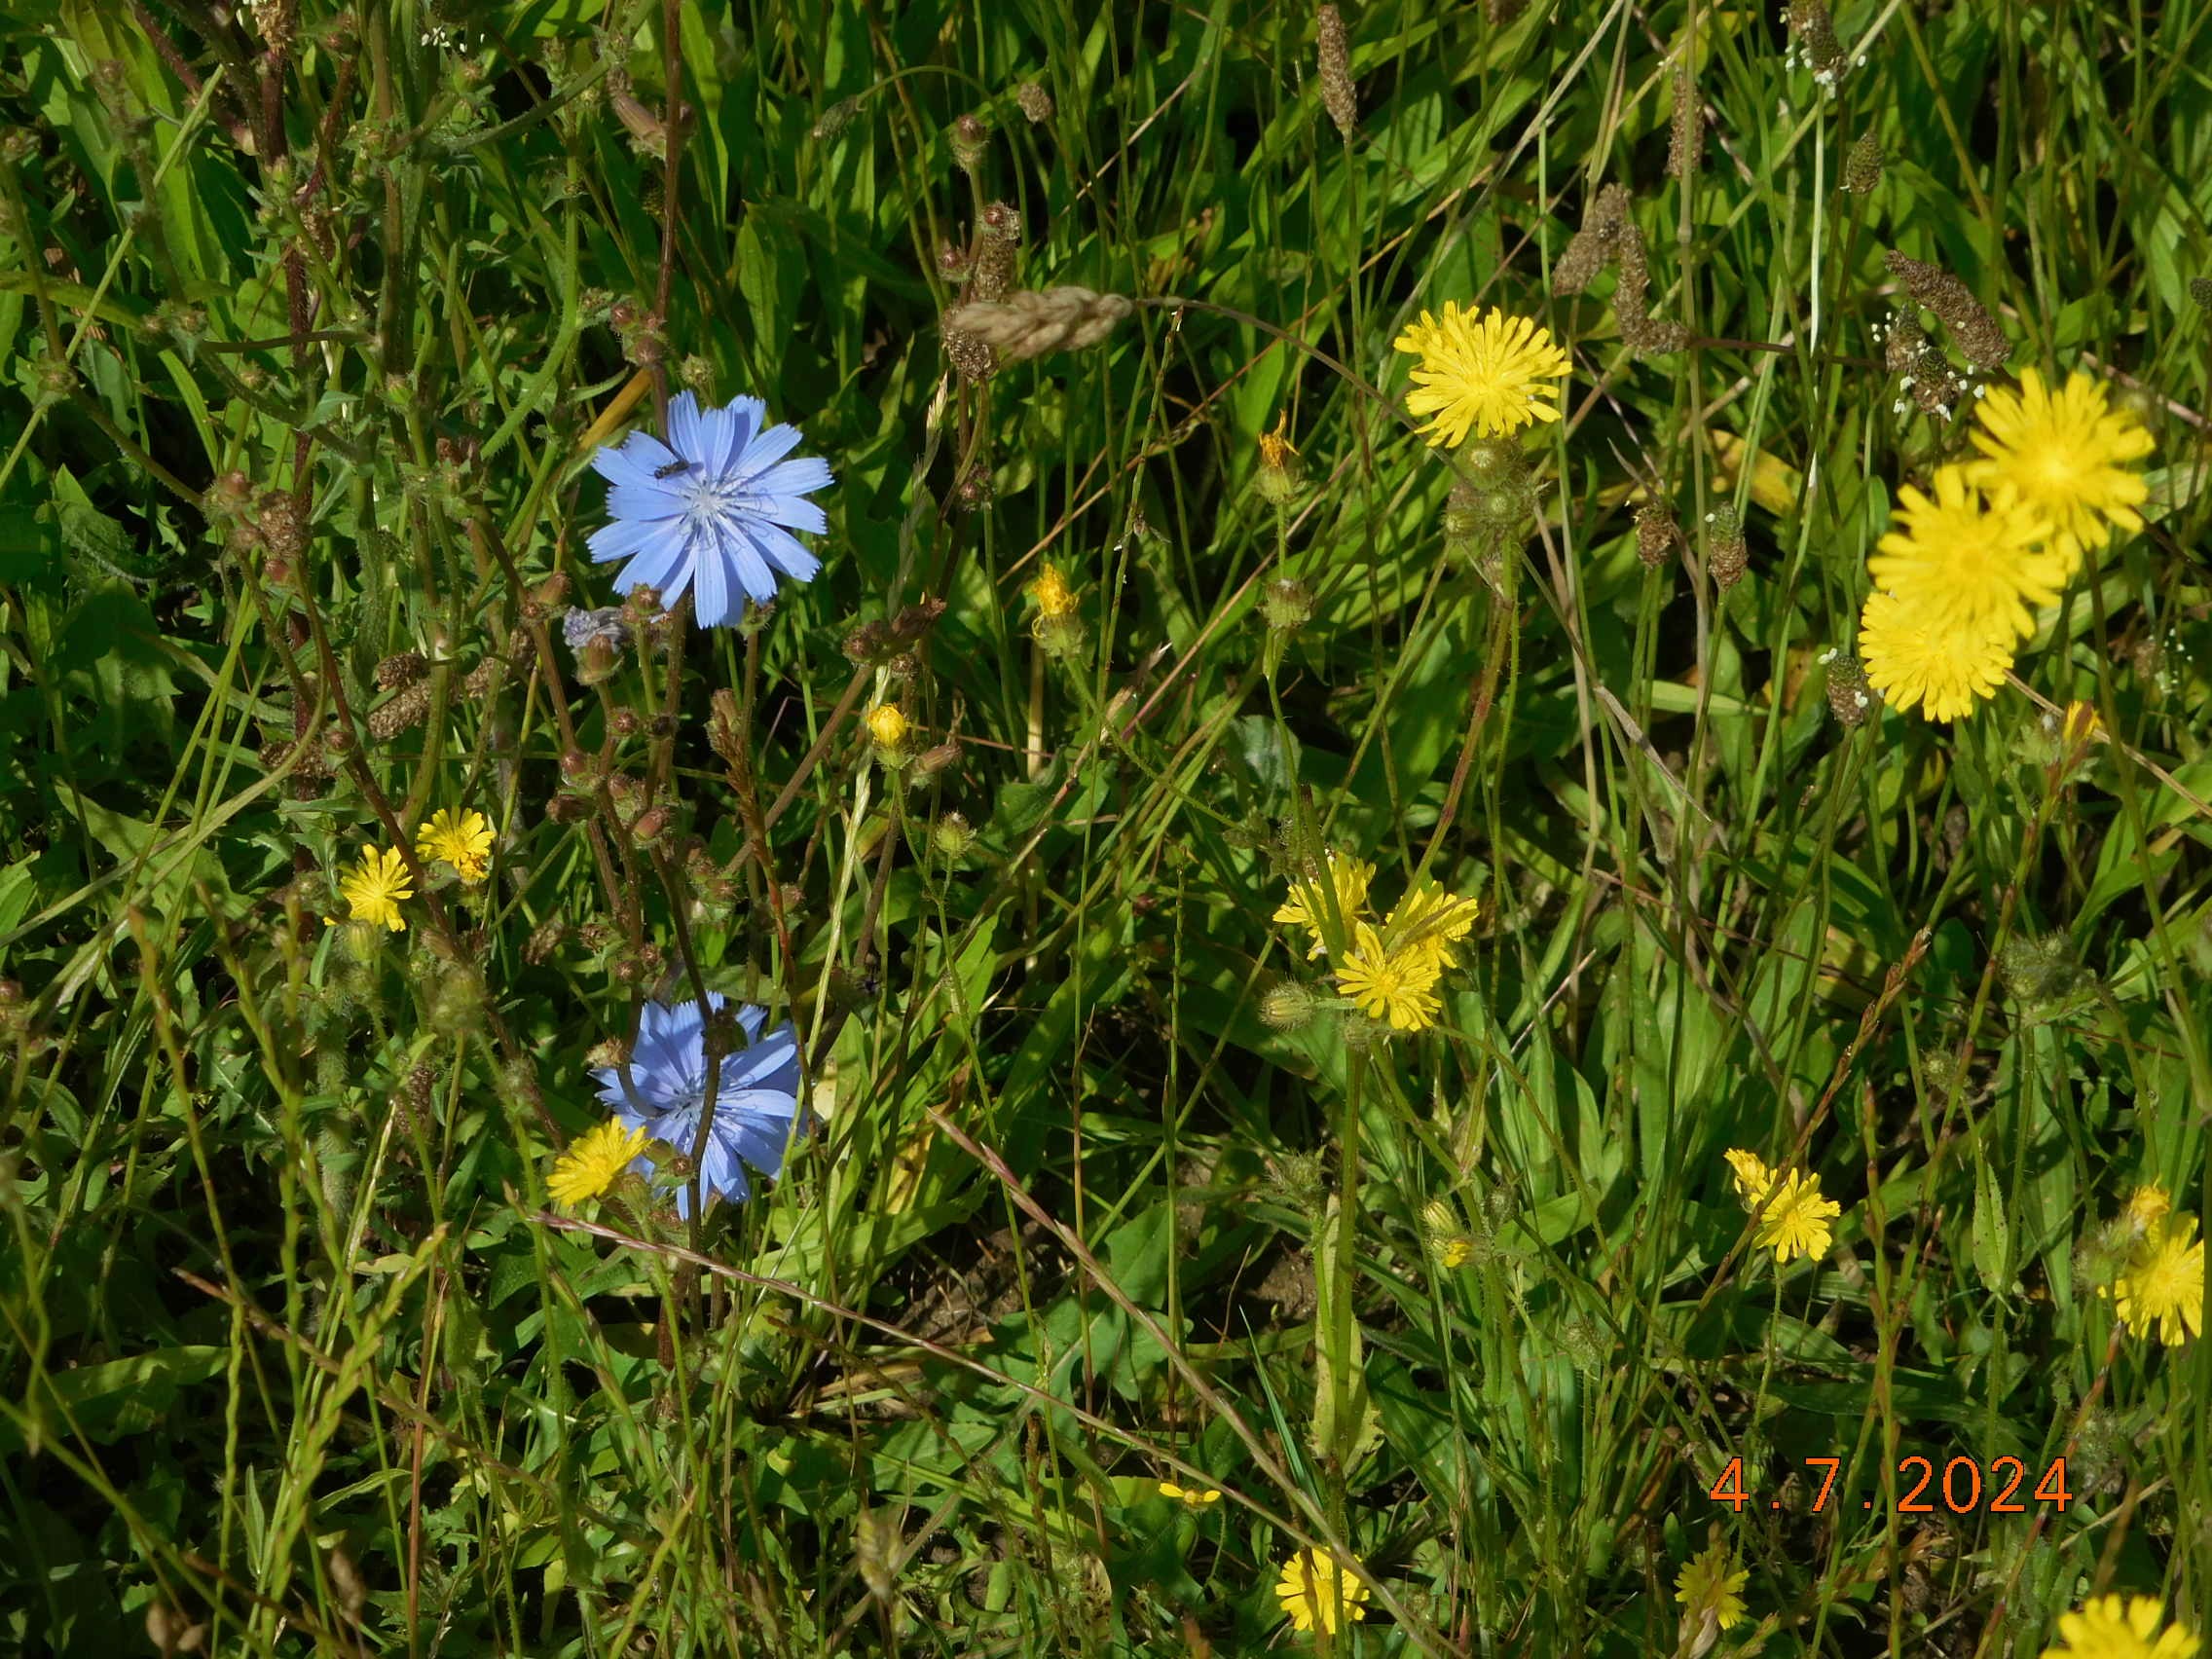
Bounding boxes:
1554 183 1627 296
1015 82 1053 124
1705 503 1747 589
942 325 997 383
1633 500 1677 568
940 287 1135 361
1317 6 1357 138
1842 131 1882 194
366 681 433 740
374 651 427 689
1825 654 1874 727
1668 64 1704 179
1885 249 2009 369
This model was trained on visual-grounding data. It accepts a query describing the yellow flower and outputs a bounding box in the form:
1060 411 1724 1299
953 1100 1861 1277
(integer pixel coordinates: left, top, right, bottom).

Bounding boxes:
1867 463 2067 642
1858 589 2015 721
1393 302 1572 447
1157 1480 1222 1506
2124 1183 2172 1235
1382 882 1480 973
1969 368 2154 574
1674 1542 1750 1635
1273 851 1375 959
419 807 494 883
547 1120 650 1208
2040 1594 2201 1659
1754 1169 1841 1263
339 845 413 932
2113 1213 2204 1346
1724 1148 1775 1206
1335 922 1443 1032
1438 1236 1473 1270
1258 413 1299 469
1273 1548 1370 1637
866 702 911 755
1026 562 1079 621
2057 700 2103 762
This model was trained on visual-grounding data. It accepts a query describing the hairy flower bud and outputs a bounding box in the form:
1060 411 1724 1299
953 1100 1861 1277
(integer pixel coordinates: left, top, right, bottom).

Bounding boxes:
932 811 977 860
1260 979 1316 1031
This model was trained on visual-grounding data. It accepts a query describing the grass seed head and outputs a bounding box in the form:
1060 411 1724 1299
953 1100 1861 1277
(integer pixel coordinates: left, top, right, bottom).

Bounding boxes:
1317 6 1357 137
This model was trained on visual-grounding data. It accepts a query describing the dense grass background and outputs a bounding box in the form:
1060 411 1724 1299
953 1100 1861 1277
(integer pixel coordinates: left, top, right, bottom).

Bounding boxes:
2 0 2209 1653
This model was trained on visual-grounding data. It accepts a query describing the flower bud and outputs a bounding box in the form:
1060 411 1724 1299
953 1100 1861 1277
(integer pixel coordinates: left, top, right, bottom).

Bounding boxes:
1260 980 1316 1030
1254 414 1301 502
949 112 988 175
933 811 977 860
866 702 911 759
911 739 963 780
1261 577 1313 632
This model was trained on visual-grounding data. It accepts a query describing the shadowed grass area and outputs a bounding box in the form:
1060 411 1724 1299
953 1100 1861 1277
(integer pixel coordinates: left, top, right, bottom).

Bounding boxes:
0 0 2208 1654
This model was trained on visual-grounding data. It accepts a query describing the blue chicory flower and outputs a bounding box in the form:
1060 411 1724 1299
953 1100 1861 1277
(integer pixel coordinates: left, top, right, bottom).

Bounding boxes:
586 390 833 626
590 994 805 1215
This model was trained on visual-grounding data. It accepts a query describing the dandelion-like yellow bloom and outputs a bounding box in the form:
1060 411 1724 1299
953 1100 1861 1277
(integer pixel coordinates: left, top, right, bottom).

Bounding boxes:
547 1120 650 1207
1754 1169 1841 1263
1438 1235 1474 1270
1382 883 1480 973
2124 1183 2172 1235
1868 464 2067 642
1858 589 2015 721
340 845 413 932
2040 1594 2201 1659
1674 1542 1750 1635
2113 1214 2204 1346
1258 413 1299 470
1969 368 2154 574
419 807 494 883
1026 563 1078 620
1273 851 1375 959
1273 1548 1370 1636
1724 1148 1775 1206
1157 1480 1223 1506
1394 302 1572 447
866 703 911 754
1335 922 1443 1032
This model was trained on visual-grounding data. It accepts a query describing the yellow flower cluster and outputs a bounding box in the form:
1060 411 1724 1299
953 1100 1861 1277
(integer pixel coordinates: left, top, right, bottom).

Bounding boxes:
2106 1185 2204 1347
1724 1148 1841 1263
1860 368 2152 721
1273 854 1478 1034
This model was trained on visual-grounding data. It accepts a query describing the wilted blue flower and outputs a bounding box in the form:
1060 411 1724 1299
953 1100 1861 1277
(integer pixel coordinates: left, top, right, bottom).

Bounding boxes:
586 390 833 626
591 994 804 1214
